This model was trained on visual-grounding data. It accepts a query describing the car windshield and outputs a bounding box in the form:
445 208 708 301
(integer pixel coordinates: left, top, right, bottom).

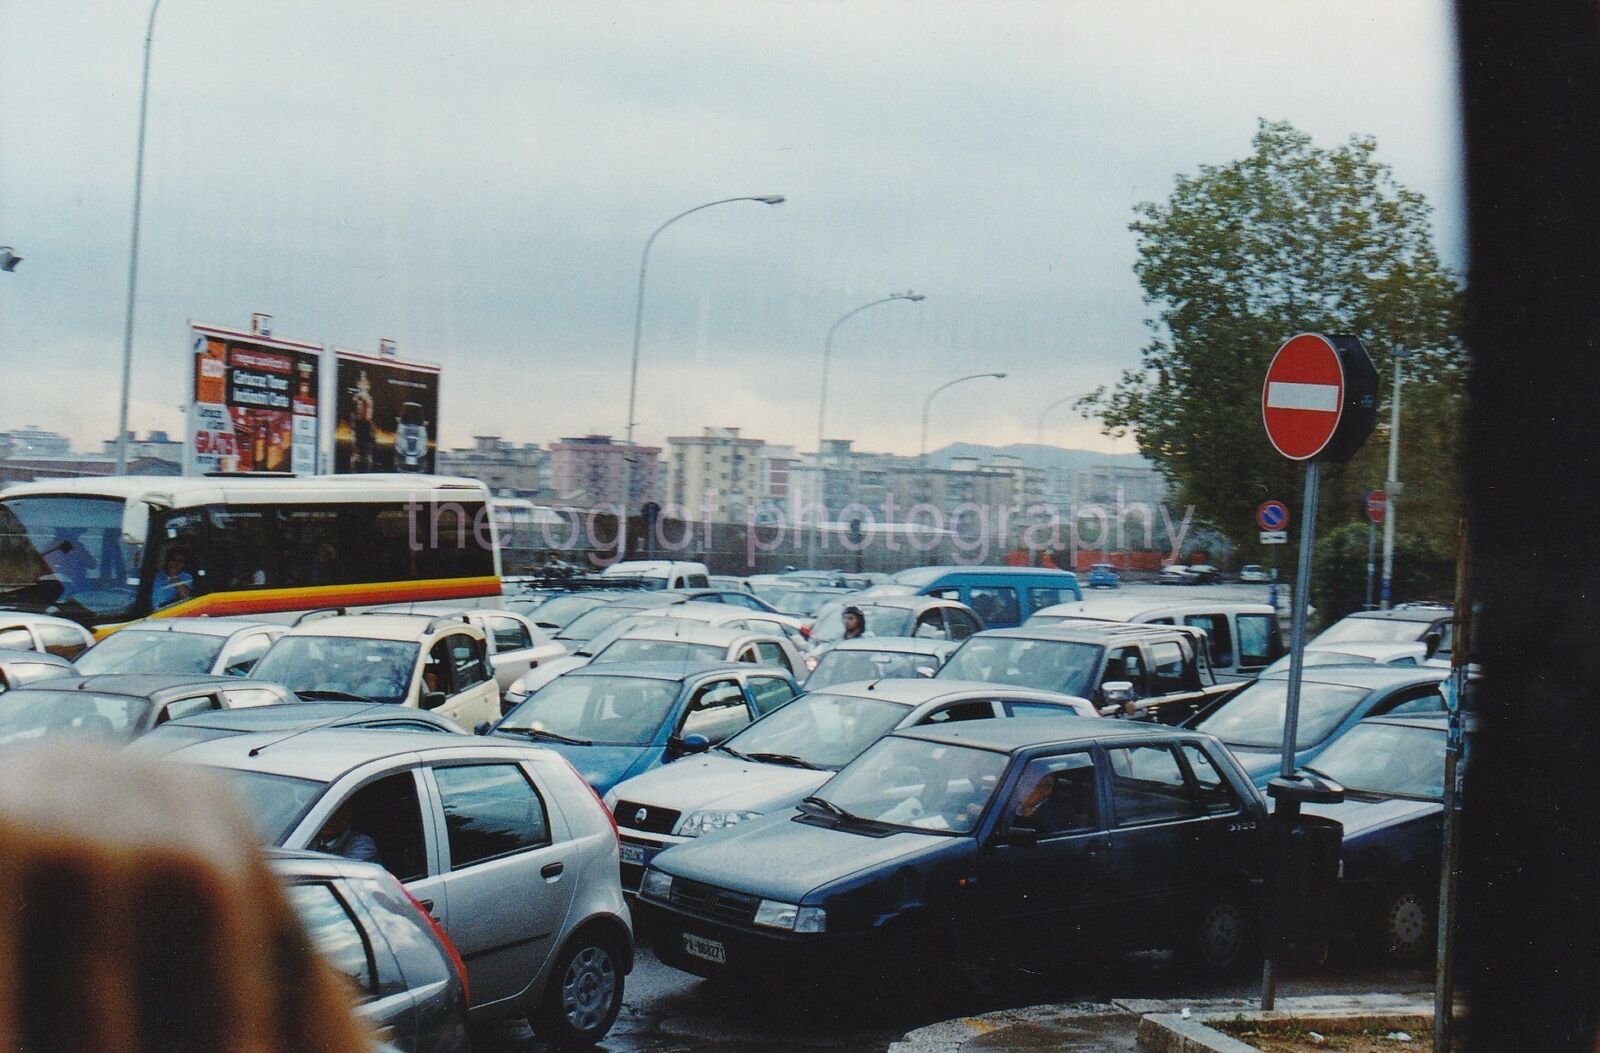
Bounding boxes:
0 689 151 746
806 649 936 690
250 637 419 705
812 736 1009 834
215 768 327 844
937 637 1101 697
517 594 604 629
592 638 724 665
500 674 681 746
770 590 841 617
1195 680 1369 749
1313 616 1432 646
809 604 915 644
724 691 907 770
1308 722 1445 798
0 495 140 620
558 605 643 642
74 629 226 675
1261 649 1383 676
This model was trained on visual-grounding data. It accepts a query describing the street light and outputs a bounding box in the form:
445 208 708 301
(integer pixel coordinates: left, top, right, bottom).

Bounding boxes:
115 0 164 476
618 194 786 559
0 247 22 273
920 372 1008 494
1035 392 1086 447
1379 347 1413 608
810 290 925 565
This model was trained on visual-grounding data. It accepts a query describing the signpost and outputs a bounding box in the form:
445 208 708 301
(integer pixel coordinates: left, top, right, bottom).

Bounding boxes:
1259 334 1379 1010
1365 490 1387 608
1257 502 1290 608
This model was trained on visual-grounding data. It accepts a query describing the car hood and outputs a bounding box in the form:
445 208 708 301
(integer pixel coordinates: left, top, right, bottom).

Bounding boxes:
1302 794 1441 840
534 742 658 796
655 810 954 903
611 752 831 816
1229 746 1287 783
509 655 590 695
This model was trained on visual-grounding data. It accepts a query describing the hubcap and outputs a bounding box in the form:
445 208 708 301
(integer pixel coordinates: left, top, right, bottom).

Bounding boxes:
562 945 617 1032
1201 902 1243 966
1387 893 1428 955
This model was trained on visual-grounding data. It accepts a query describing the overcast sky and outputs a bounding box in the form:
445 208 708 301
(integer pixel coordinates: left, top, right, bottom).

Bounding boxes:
0 0 1463 458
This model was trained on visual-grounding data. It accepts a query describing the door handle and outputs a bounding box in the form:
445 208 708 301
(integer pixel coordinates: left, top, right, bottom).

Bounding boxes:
541 862 565 881
416 899 434 913
1086 838 1109 856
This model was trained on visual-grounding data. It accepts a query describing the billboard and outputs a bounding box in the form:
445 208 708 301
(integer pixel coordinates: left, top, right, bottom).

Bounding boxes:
332 349 441 474
184 323 320 475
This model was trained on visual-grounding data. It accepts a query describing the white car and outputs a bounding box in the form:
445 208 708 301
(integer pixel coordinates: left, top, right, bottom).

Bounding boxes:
371 603 566 693
1260 641 1431 676
73 618 286 677
1238 565 1271 583
0 612 96 660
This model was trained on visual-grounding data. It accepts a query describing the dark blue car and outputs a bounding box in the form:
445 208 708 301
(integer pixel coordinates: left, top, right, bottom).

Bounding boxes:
1300 713 1473 963
490 662 800 795
1188 666 1448 787
634 717 1268 984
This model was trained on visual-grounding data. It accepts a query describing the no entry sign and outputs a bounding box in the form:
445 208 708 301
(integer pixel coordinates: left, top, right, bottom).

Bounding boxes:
1262 333 1378 463
1366 489 1387 524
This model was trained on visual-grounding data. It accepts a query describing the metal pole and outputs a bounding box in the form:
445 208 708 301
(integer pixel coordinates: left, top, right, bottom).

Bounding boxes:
1262 460 1319 1011
1365 518 1377 609
115 0 164 476
1434 513 1470 1053
1379 355 1404 607
618 195 783 560
920 372 1007 502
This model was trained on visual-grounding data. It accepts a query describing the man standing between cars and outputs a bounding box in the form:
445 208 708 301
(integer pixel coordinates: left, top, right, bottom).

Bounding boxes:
842 606 867 640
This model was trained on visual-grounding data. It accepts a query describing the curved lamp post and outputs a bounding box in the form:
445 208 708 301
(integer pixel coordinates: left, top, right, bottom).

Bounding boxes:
920 371 1008 494
618 194 785 557
115 0 164 475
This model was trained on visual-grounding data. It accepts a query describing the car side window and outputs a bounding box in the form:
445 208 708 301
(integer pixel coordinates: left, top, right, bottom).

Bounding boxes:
920 700 997 724
1107 744 1199 825
746 675 796 715
432 764 550 870
160 694 219 723
735 645 760 664
1027 587 1066 613
36 623 90 659
752 640 793 672
1236 614 1278 669
283 883 376 998
682 679 751 739
1148 641 1189 694
224 632 274 676
0 628 32 650
1179 743 1241 815
222 686 285 709
487 616 532 653
423 639 453 696
1005 700 1079 719
1183 614 1234 669
913 611 949 639
332 772 429 882
1008 752 1100 836
1103 646 1147 696
945 608 981 639
968 587 1020 627
1383 688 1447 716
445 634 489 691
928 587 962 601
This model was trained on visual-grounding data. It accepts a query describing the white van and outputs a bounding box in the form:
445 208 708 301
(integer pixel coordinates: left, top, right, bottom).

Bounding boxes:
1026 597 1284 681
599 560 710 590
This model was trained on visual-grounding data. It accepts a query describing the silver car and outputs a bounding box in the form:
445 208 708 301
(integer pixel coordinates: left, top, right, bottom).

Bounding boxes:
166 730 633 1043
74 617 286 677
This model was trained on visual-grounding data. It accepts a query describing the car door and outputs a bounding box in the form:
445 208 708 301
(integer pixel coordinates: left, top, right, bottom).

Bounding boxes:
482 615 538 691
436 632 498 725
34 622 92 660
1101 645 1149 703
283 878 417 1050
677 677 754 744
1101 741 1209 947
422 761 577 1012
742 671 798 716
943 607 982 640
751 639 797 675
978 750 1110 951
1142 638 1214 724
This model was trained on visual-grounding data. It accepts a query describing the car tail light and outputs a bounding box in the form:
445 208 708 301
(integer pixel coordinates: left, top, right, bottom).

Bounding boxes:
798 624 811 639
394 877 470 1009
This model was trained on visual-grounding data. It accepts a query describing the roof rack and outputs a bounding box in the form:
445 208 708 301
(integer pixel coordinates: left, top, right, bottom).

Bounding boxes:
292 607 346 626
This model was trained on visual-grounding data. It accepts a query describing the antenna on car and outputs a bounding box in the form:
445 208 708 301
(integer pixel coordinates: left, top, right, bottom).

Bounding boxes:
248 703 390 757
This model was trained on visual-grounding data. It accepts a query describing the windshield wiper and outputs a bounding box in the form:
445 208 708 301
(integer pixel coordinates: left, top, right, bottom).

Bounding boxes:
496 726 593 746
800 795 866 824
715 744 752 761
1300 764 1335 781
295 689 379 704
744 752 824 770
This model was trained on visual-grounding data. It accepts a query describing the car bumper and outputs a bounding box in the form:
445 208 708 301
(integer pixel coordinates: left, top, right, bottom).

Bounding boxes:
618 831 688 892
634 895 874 981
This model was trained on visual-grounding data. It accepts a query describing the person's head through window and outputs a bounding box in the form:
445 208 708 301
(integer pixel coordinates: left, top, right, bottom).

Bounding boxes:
842 606 866 640
152 546 194 609
316 798 380 865
1014 771 1056 826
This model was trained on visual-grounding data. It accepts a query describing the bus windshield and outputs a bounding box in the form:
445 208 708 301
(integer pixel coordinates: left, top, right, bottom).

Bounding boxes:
0 496 139 621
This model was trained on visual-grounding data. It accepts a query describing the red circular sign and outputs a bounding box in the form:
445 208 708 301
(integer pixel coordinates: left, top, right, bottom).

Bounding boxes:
1366 489 1387 524
1262 334 1347 460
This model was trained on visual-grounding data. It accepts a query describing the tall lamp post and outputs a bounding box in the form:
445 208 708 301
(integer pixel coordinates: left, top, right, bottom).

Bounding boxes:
618 194 785 558
115 0 164 476
1379 348 1412 608
920 371 1008 495
809 291 925 566
1035 392 1084 447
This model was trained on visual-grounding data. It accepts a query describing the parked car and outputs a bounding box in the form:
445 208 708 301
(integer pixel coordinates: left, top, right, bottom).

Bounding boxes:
1238 565 1271 583
0 646 75 692
168 730 633 1040
491 663 801 794
1159 564 1201 585
654 603 815 652
806 595 984 647
634 717 1267 985
552 594 687 652
1259 641 1430 676
892 566 1083 628
0 673 294 747
1086 564 1121 589
708 575 754 592
588 622 809 680
803 637 960 690
271 850 471 1053
667 588 782 614
767 587 853 620
1187 666 1447 786
74 617 287 677
250 614 501 727
938 623 1236 723
368 604 566 692
504 592 627 632
131 700 468 757
1300 714 1475 962
0 611 96 659
605 680 1098 892
1026 599 1284 682
600 560 710 590
1310 605 1455 661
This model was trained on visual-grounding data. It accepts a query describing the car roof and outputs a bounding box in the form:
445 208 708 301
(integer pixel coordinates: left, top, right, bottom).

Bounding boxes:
892 714 1182 752
843 594 963 612
808 677 1086 708
0 612 91 629
1337 606 1452 624
614 621 764 645
151 727 542 781
157 702 463 733
820 637 957 656
562 661 752 682
1255 665 1448 690
280 613 472 642
1358 712 1481 733
1034 598 1275 619
893 565 1079 585
266 848 397 882
9 673 255 700
971 621 1206 644
1304 641 1428 659
101 617 278 637
0 646 72 667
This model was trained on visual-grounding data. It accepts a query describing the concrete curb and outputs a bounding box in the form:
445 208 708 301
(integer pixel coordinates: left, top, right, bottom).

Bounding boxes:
886 1002 1133 1053
1137 1005 1435 1053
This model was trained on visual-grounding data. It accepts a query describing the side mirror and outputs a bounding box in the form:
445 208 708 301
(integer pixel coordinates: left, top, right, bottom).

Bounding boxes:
915 665 936 678
1422 631 1442 659
668 733 711 757
473 721 492 735
993 826 1038 848
1098 704 1123 717
121 501 151 547
420 690 448 711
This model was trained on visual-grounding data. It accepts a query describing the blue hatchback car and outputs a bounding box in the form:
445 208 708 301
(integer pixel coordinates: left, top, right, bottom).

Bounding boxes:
1187 666 1448 787
1086 564 1121 589
490 662 801 795
891 566 1084 629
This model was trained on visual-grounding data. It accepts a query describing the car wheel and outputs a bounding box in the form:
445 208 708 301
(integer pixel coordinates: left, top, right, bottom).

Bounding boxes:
536 930 626 1047
1181 891 1254 976
1376 886 1434 963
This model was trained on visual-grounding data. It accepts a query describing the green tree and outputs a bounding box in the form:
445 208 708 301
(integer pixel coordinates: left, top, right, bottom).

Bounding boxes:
1082 120 1466 561
1311 521 1454 626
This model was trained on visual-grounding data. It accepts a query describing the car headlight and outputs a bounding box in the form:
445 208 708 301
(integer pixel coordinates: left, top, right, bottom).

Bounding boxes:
677 810 763 837
601 790 618 812
753 899 827 933
640 868 673 901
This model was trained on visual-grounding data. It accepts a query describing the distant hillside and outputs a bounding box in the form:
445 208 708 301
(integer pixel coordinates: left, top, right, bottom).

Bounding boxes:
928 442 1155 473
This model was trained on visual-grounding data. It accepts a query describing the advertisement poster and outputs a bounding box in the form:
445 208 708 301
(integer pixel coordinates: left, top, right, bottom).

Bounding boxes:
184 323 320 475
332 349 441 474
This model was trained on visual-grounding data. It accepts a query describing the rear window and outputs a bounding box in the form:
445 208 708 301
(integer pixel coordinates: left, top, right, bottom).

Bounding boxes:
1195 680 1369 750
593 638 724 665
1236 614 1280 668
216 769 327 844
75 630 226 675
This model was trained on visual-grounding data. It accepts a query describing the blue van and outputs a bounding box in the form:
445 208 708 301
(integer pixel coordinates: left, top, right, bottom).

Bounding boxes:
891 565 1082 629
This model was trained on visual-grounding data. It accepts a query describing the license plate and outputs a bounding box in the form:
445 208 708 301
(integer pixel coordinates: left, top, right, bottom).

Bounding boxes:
620 843 649 867
683 933 727 965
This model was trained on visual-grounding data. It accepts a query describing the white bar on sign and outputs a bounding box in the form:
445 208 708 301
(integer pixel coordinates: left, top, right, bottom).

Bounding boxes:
1267 381 1339 412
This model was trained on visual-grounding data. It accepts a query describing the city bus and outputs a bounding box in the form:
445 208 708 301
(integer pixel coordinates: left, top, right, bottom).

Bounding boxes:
0 475 502 632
